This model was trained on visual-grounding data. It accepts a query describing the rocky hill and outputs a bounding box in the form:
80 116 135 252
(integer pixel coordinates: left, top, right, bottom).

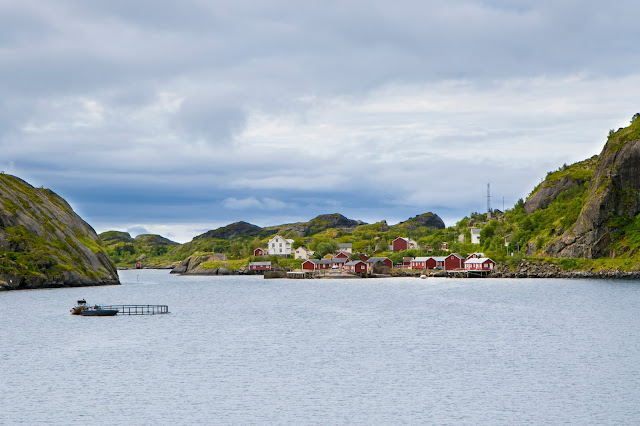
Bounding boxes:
196 221 268 240
390 212 446 231
269 213 366 237
545 116 640 258
0 174 120 290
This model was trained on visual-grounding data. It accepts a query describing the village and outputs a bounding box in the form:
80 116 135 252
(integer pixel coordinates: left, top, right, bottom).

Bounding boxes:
247 234 496 277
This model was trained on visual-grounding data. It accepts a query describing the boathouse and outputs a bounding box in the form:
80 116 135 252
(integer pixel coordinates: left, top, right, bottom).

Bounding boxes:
344 260 367 274
410 257 431 269
249 261 272 271
464 257 496 271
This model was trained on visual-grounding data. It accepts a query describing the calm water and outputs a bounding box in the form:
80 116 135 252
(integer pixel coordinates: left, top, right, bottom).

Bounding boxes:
2 270 640 424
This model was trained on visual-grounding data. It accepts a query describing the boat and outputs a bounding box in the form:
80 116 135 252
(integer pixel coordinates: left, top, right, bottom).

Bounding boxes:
80 305 119 316
70 299 88 315
420 275 427 279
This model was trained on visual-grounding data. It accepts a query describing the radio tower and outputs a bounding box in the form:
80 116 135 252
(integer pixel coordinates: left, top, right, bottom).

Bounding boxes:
487 181 492 213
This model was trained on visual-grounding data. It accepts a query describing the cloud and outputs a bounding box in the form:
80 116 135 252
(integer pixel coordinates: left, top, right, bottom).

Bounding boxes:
223 197 287 210
3 1 640 241
126 226 150 237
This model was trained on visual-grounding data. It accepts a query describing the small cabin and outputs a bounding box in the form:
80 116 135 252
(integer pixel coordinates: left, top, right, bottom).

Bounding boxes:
344 260 367 274
249 261 272 271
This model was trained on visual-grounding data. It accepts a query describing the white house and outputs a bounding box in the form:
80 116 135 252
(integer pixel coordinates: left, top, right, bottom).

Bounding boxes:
337 243 353 254
470 228 481 245
268 234 294 256
294 246 314 260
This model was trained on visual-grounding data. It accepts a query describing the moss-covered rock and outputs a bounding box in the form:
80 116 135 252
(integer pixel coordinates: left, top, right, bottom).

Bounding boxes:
0 174 119 290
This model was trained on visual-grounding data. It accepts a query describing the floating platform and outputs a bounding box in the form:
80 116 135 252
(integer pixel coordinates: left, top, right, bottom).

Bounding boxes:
100 305 170 315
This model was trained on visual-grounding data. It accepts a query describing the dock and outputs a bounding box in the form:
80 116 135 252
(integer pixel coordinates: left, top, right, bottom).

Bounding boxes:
100 305 169 315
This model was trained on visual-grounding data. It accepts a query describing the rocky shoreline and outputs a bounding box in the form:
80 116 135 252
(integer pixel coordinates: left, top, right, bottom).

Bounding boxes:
122 259 640 280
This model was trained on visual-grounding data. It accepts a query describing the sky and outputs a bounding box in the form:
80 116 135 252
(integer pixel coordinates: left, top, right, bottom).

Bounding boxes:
2 0 640 243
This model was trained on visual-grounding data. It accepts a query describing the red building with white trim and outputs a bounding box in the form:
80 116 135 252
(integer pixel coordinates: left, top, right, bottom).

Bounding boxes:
249 261 272 271
444 253 464 270
464 258 496 271
344 260 367 274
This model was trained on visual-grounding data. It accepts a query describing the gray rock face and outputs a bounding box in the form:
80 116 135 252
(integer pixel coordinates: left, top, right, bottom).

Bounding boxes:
170 254 240 275
0 174 120 290
524 176 583 214
545 133 640 258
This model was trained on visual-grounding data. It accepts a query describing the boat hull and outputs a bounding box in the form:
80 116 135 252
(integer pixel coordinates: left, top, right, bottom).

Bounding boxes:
81 309 119 316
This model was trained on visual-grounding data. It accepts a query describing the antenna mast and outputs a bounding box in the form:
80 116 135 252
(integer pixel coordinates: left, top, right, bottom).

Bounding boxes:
487 181 492 213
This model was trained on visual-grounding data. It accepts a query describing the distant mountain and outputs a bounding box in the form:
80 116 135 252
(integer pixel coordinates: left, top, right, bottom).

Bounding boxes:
134 234 179 245
0 174 120 290
100 230 135 243
390 212 446 231
195 221 268 240
268 213 366 237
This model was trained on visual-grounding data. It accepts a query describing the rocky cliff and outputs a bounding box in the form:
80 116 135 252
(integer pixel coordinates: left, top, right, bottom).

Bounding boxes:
545 118 640 258
0 174 120 290
524 156 597 214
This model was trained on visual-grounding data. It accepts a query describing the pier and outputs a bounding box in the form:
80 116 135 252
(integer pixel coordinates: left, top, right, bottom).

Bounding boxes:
100 305 169 315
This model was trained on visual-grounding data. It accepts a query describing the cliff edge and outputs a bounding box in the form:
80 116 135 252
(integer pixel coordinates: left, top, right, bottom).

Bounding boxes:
0 174 120 290
545 117 640 258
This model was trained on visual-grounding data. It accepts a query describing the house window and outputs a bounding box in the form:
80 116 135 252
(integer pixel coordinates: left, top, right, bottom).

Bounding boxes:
279 243 282 247
272 243 275 248
279 249 282 253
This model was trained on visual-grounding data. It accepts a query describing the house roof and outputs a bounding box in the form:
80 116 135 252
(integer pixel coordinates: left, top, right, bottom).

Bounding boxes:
345 260 365 266
305 258 346 265
411 257 431 262
464 257 494 264
467 252 485 258
249 262 271 266
337 243 352 248
365 257 390 264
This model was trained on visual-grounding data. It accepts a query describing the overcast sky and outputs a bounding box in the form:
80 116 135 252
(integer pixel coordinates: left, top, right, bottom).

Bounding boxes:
2 0 640 243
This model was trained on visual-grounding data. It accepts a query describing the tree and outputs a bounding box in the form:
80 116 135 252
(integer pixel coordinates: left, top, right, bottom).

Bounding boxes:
314 241 339 258
632 113 640 123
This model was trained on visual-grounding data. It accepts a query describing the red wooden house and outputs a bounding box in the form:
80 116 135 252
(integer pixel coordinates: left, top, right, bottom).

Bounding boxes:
344 260 367 274
254 248 267 257
425 256 444 269
249 261 272 271
410 257 430 269
359 253 369 262
392 237 409 251
335 252 350 259
444 253 464 270
464 258 496 271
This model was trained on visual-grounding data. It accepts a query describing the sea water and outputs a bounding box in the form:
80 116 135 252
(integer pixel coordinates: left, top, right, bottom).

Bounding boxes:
2 270 640 424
